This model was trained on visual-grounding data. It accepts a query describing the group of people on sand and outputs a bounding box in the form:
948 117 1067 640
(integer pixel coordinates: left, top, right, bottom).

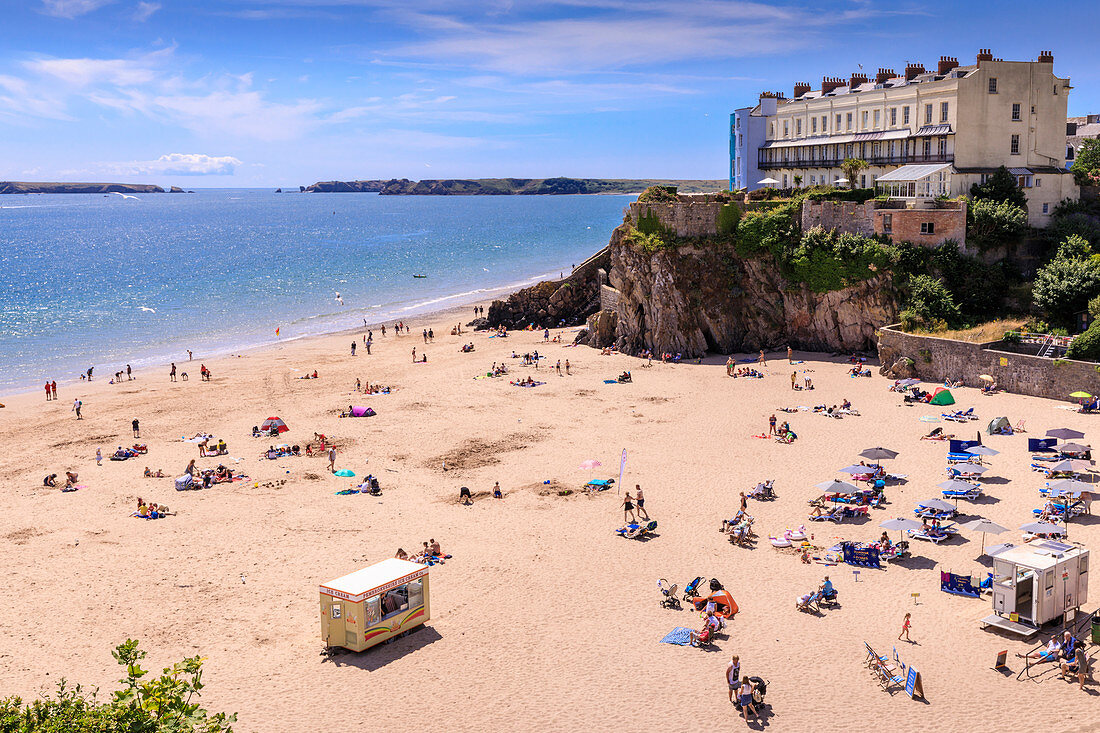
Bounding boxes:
133 497 172 519
395 538 448 565
620 485 650 523
1019 630 1091 688
460 342 476 353
298 370 319 379
458 481 505 504
43 471 79 491
729 365 762 379
353 379 392 394
513 351 541 366
198 437 228 456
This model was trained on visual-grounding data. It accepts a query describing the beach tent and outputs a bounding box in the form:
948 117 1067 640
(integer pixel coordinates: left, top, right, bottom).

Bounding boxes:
986 417 1010 435
349 406 375 418
929 387 955 406
260 416 289 434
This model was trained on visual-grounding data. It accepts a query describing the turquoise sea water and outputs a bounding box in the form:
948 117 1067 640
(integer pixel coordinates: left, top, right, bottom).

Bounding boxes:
0 190 632 394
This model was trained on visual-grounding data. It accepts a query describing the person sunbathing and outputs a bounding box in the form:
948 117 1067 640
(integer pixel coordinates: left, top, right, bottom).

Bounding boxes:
1021 638 1062 662
808 505 832 517
689 624 713 647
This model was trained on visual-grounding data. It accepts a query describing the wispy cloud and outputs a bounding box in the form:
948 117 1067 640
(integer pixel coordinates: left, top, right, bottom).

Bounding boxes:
133 1 160 21
101 152 244 175
40 0 114 18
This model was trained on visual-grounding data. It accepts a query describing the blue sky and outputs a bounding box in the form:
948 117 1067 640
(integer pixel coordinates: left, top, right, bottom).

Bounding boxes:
1 0 1097 187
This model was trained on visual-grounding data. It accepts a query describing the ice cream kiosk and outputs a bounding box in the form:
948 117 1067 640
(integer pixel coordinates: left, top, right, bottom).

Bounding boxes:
983 540 1089 637
320 559 430 652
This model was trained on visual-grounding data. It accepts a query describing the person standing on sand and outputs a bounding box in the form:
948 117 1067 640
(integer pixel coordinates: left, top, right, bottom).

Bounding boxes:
726 655 740 703
328 446 337 473
790 371 797 390
51 381 57 400
381 324 386 337
132 419 140 438
757 350 766 367
170 363 177 382
898 612 912 642
565 360 571 375
738 676 757 722
351 341 356 356
635 485 649 519
126 364 132 380
769 414 777 435
72 398 82 419
45 381 52 401
365 339 371 355
787 346 793 363
96 448 102 466
622 492 636 523
187 350 192 361
423 329 428 343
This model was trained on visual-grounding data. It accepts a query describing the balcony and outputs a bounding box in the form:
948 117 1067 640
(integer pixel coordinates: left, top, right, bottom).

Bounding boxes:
758 153 953 170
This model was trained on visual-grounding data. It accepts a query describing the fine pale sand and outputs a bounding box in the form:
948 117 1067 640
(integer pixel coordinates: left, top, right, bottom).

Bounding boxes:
1 306 1097 732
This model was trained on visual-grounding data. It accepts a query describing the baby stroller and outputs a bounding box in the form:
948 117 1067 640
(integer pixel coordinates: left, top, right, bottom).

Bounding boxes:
682 576 705 603
733 677 768 712
657 579 680 609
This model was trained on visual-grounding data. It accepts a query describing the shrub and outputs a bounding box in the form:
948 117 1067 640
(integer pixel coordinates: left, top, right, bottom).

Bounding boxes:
1067 323 1100 361
903 274 961 330
1032 249 1100 327
734 201 800 257
636 185 678 203
969 166 1027 207
625 228 670 253
966 197 1028 250
785 227 896 292
717 203 742 235
634 209 667 236
1070 139 1100 186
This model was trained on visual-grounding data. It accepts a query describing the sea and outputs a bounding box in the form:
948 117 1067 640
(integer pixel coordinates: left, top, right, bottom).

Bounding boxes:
0 189 634 395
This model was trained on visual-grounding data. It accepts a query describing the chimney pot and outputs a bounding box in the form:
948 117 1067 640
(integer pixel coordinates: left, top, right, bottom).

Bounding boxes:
821 76 843 94
904 63 926 81
937 56 959 75
1038 50 1054 63
976 48 993 66
875 68 896 84
793 81 811 98
849 73 868 89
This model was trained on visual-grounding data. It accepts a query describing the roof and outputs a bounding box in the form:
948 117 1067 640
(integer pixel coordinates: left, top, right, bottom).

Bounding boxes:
874 163 954 182
915 124 953 136
319 558 428 602
1008 167 1033 176
955 165 1071 175
993 541 1085 570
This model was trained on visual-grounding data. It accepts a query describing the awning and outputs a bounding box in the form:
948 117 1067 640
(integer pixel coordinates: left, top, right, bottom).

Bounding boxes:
915 124 953 136
761 134 855 149
874 163 954 182
1008 167 1033 176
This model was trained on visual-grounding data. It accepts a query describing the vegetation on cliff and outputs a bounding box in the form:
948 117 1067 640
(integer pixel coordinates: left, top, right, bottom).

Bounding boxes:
307 178 726 195
0 182 165 194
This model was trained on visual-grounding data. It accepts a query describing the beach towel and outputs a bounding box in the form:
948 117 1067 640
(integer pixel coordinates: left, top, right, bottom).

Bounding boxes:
603 379 618 384
919 415 941 422
335 489 360 495
660 627 694 645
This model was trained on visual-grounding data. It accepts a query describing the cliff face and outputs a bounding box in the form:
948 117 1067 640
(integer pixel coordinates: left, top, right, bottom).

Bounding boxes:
304 178 727 195
0 182 165 194
486 247 611 329
604 229 897 355
304 180 388 193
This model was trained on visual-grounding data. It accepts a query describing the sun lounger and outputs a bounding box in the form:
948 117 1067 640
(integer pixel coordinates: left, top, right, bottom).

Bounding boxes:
947 452 979 464
942 485 982 500
914 507 956 520
585 478 614 491
907 525 957 544
616 520 657 539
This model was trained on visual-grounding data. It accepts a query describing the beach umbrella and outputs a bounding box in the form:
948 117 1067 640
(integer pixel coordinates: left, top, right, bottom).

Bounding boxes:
880 517 923 541
1046 427 1085 440
834 178 849 185
1070 391 1092 399
961 518 1008 554
951 463 989 475
965 445 1000 456
918 498 956 512
1048 478 1093 492
1050 459 1094 473
1019 521 1065 535
578 459 602 470
860 447 898 461
1048 489 1083 499
978 374 994 382
1058 442 1092 453
985 542 1015 557
814 479 858 493
757 177 780 186
333 469 355 477
839 465 873 475
939 479 977 492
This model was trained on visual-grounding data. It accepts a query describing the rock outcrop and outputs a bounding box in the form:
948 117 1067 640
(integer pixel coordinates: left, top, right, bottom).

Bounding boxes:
0 182 165 194
303 178 727 196
487 248 611 329
305 180 388 193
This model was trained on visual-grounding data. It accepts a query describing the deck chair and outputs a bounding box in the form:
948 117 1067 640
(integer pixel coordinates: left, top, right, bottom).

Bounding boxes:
796 590 821 613
942 485 982 500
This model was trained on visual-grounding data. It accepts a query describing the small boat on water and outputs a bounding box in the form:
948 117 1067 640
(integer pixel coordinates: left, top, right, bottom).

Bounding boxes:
412 274 427 279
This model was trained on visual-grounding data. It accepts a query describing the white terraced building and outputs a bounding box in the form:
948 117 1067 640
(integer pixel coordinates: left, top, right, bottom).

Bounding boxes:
730 50 1078 226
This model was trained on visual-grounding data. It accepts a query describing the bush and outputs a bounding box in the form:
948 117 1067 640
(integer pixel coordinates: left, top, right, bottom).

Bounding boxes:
734 201 800 257
0 640 235 732
625 229 670 253
969 166 1027 208
1032 247 1100 327
802 186 875 203
717 203 742 235
785 227 896 292
636 185 678 203
967 197 1028 250
634 209 667 236
1067 322 1100 361
929 241 1012 322
1071 139 1100 186
902 274 961 329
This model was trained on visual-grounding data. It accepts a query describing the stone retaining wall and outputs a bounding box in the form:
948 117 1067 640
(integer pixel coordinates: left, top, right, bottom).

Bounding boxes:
877 325 1100 401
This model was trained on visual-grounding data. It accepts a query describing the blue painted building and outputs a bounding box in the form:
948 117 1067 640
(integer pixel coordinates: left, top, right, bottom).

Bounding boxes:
730 94 775 191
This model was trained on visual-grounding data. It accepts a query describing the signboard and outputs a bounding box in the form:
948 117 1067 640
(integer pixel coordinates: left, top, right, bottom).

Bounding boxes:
905 666 924 699
999 357 1008 366
994 650 1008 670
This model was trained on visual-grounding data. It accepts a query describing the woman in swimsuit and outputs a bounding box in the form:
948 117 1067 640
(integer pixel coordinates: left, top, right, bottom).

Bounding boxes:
622 492 636 523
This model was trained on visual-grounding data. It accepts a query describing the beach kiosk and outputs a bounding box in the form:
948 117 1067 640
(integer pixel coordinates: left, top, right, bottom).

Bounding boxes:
320 559 429 652
982 540 1089 638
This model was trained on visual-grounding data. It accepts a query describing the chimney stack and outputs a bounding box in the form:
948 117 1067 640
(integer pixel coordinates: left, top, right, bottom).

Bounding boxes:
905 63 926 81
976 48 993 65
793 81 811 98
821 76 843 94
937 56 959 75
1038 50 1054 64
875 68 896 85
849 73 868 89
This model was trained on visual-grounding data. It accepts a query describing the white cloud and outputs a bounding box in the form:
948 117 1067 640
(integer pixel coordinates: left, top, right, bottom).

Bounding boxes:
133 1 161 21
40 0 113 18
102 153 244 176
23 46 173 87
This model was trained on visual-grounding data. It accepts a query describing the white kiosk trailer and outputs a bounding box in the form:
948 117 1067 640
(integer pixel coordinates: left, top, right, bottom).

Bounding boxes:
320 559 430 652
982 540 1089 638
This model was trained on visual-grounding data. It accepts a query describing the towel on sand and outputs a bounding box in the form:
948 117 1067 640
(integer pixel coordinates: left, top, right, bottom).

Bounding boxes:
660 627 694 645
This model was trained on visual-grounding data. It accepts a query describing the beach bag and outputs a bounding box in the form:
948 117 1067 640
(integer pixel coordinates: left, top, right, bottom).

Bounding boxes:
175 474 193 491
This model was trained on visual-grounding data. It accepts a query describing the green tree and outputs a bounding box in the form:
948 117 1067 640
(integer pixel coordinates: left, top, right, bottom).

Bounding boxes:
969 166 1027 208
1032 240 1100 328
840 158 868 190
966 197 1028 249
1067 322 1100 361
1070 138 1100 186
899 274 961 330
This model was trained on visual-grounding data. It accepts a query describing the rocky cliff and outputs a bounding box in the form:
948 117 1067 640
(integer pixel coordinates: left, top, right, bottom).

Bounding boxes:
486 247 610 329
304 180 388 193
304 177 727 195
0 182 165 194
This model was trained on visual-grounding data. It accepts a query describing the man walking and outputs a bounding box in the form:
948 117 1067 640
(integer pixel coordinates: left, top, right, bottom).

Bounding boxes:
45 381 52 401
635 485 650 520
132 418 140 438
328 446 337 473
726 655 740 703
170 363 177 382
72 398 82 420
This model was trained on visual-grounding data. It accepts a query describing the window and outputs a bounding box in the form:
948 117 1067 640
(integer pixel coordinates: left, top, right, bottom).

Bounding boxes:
782 174 788 187
924 103 933 124
1054 84 1058 95
380 583 411 620
923 138 931 157
1068 146 1075 160
890 107 896 126
1043 203 1049 214
1012 103 1021 121
810 175 816 185
938 137 947 156
903 106 910 125
846 112 852 130
821 115 827 132
1011 134 1020 155
769 122 775 138
862 110 868 129
1031 105 1035 114
874 109 880 127
989 77 998 93
1035 177 1041 187
836 113 842 130
882 213 893 233
940 101 949 122
921 222 935 234
796 118 802 136
783 120 789 137
811 117 817 134
860 174 866 188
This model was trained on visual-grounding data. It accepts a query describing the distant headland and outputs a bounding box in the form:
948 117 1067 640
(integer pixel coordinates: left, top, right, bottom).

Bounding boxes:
0 182 170 194
302 177 726 195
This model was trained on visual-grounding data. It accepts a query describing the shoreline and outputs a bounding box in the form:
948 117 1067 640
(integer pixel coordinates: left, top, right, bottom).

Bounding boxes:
0 265 571 401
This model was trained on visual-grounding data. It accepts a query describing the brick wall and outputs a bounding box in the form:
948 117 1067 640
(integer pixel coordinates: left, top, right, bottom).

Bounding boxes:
873 206 967 249
877 325 1100 401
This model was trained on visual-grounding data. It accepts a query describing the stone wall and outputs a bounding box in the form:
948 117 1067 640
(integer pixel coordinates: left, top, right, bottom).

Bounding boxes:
628 200 724 238
876 325 1100 401
801 201 875 236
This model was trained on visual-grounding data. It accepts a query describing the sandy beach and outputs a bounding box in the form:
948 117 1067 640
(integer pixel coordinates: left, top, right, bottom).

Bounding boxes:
0 306 1097 732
